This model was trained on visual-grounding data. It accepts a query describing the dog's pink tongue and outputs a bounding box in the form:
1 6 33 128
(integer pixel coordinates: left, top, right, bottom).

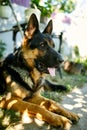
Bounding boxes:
48 68 56 77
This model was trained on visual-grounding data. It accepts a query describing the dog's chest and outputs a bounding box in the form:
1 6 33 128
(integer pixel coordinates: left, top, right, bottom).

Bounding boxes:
9 65 34 89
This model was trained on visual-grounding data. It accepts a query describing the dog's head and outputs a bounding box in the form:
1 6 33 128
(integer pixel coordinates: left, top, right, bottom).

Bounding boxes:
22 14 63 76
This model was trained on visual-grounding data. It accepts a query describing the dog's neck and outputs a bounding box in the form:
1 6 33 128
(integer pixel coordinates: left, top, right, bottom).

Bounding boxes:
30 67 46 85
6 49 46 91
16 48 46 85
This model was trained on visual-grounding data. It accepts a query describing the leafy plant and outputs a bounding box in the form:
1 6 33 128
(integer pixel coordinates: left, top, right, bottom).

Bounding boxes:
0 40 6 59
83 59 87 68
31 0 76 17
59 0 76 13
0 108 21 129
73 46 87 70
31 0 54 17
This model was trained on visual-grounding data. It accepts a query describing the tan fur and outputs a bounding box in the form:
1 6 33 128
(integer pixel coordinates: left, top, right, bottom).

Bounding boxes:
0 95 72 129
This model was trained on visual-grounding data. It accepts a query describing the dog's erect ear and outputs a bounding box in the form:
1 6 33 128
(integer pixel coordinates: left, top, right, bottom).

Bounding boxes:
25 14 39 39
43 20 53 35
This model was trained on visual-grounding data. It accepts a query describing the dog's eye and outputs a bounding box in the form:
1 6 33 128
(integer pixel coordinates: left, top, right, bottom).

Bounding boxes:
40 42 45 47
39 41 48 50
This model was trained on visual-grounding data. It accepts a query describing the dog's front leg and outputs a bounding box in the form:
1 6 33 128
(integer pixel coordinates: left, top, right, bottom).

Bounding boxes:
0 96 72 130
27 94 79 123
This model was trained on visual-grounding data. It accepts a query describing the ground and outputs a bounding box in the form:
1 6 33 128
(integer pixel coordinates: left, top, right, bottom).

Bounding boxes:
4 83 87 130
62 84 87 130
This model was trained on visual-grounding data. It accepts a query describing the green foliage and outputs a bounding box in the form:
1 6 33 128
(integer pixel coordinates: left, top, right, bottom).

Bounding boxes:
83 59 87 68
0 40 6 59
0 108 21 129
42 91 62 102
73 45 87 70
31 0 76 17
74 45 80 58
59 0 76 13
31 0 54 17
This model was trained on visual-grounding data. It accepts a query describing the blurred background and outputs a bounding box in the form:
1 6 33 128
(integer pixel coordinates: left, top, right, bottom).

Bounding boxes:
0 0 87 61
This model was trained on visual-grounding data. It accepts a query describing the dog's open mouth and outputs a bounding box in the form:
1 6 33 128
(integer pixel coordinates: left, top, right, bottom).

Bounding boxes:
48 68 56 77
36 61 60 77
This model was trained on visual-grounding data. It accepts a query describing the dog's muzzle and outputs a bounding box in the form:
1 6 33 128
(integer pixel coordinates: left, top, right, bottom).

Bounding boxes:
35 52 64 77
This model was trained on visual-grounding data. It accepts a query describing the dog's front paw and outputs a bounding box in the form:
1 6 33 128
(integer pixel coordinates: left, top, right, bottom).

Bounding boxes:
67 112 80 124
70 113 80 124
51 115 72 130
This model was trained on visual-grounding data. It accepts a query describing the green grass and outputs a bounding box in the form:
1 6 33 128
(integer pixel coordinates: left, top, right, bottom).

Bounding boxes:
0 109 21 130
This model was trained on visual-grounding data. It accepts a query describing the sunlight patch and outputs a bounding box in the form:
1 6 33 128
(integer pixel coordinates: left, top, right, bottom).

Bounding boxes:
22 109 33 123
63 104 73 110
81 108 87 113
7 100 18 109
78 113 83 117
36 113 43 119
67 94 73 98
74 98 86 103
13 124 24 130
74 103 82 108
34 118 45 126
73 88 82 95
2 116 10 126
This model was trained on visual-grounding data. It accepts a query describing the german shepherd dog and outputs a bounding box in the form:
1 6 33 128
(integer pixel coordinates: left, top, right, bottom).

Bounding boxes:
0 14 79 130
